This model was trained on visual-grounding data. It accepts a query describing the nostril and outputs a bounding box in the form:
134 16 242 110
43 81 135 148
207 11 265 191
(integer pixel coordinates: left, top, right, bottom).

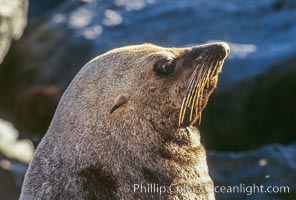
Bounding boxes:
226 47 230 54
218 42 230 56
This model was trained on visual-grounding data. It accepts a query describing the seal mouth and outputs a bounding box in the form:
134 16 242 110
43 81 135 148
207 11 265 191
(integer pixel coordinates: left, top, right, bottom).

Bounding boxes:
178 42 230 127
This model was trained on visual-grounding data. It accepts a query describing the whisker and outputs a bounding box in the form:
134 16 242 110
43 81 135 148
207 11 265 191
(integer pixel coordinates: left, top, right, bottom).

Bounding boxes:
187 60 207 105
179 57 208 126
187 66 209 124
186 63 208 118
178 54 225 127
191 69 210 125
186 55 209 93
178 98 187 126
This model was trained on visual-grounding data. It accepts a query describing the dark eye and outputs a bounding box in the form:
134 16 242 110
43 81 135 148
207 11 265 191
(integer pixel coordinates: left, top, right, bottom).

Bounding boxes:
153 58 176 75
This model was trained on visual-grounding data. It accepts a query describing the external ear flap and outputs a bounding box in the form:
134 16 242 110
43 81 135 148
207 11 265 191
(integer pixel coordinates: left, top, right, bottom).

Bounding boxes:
110 95 128 113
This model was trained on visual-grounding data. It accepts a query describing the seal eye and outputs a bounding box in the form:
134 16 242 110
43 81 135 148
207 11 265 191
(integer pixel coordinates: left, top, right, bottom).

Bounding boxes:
153 58 176 75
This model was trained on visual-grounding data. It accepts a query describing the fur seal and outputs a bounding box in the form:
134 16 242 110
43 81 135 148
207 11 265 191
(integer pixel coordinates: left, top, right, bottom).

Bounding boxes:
20 42 230 200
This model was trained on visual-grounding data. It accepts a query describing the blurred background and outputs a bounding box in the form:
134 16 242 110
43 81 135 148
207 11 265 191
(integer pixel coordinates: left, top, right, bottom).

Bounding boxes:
0 0 296 199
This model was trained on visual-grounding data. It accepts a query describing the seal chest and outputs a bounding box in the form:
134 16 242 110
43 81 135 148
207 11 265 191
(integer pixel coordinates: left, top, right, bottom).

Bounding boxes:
20 42 230 200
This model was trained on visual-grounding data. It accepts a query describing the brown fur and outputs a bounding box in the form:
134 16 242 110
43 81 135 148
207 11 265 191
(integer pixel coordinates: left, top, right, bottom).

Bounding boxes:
20 43 229 200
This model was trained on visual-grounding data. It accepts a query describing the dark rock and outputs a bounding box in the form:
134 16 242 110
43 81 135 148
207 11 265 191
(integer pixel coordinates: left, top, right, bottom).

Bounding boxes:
0 0 28 63
208 144 296 200
15 86 64 137
28 0 67 20
0 154 19 200
202 58 296 150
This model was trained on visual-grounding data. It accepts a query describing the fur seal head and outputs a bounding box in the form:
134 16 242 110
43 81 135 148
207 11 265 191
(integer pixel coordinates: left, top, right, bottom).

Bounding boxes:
103 42 229 136
20 42 229 200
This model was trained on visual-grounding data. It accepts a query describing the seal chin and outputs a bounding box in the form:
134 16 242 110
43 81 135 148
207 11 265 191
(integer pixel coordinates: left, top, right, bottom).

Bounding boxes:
170 126 201 148
185 126 201 148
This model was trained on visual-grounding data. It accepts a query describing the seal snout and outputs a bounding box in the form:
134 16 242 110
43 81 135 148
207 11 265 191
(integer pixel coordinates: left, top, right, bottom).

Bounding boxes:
201 42 230 59
189 42 230 63
213 42 230 58
178 42 230 127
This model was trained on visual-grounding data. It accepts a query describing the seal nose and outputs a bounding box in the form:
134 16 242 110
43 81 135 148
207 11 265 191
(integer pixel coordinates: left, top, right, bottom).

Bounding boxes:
204 42 230 59
188 42 230 62
215 42 230 57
